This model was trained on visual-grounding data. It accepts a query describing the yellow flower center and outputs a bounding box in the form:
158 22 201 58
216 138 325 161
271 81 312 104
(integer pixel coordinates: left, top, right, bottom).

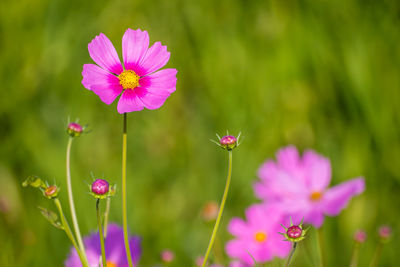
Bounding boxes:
254 231 267 243
106 261 118 267
118 70 140 90
310 191 323 201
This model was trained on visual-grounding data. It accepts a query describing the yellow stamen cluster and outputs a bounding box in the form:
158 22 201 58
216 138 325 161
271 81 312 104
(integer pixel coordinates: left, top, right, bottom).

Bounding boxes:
310 191 323 201
254 231 267 243
106 261 118 267
118 70 140 90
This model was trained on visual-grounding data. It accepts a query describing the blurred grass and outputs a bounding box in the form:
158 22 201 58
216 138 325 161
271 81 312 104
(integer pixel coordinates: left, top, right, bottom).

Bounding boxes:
0 0 399 266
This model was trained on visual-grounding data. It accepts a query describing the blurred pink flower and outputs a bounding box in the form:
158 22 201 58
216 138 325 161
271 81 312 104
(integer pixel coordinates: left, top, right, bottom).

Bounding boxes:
225 204 291 266
254 145 365 228
82 28 177 114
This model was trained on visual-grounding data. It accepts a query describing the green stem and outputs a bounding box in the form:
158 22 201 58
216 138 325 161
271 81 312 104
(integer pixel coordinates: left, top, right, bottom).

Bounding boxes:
285 242 298 267
122 113 134 267
54 198 89 267
96 199 107 267
349 243 360 267
66 137 86 256
103 197 111 238
317 227 326 267
369 242 383 267
202 150 233 267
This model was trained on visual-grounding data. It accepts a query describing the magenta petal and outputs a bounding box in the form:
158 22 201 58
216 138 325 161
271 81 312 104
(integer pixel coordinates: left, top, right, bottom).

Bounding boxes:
117 90 144 114
122 29 149 71
303 150 331 191
139 69 177 95
138 41 170 76
322 177 365 216
82 64 123 105
228 218 248 237
88 33 123 75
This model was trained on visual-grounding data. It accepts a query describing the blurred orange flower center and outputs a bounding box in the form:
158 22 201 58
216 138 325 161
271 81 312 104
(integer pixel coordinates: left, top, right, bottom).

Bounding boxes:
254 231 267 243
119 70 140 90
310 191 323 201
106 261 118 267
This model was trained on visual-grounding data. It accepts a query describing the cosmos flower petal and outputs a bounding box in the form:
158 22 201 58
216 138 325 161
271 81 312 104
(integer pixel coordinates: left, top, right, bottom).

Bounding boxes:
134 87 170 110
276 145 300 170
228 218 248 237
117 90 145 114
303 208 325 228
122 29 149 71
303 150 331 191
226 240 255 266
140 68 177 95
322 177 365 216
82 64 123 105
138 41 170 76
88 33 123 75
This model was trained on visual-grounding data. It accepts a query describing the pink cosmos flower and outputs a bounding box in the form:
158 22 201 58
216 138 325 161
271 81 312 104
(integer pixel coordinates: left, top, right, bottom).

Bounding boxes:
254 145 365 228
82 28 177 114
225 204 291 266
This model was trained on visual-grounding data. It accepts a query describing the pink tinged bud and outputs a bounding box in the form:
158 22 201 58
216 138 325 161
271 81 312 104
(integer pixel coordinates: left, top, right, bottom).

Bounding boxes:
378 225 392 240
219 135 237 150
202 201 219 221
67 123 83 137
161 250 175 263
353 230 367 243
195 257 204 267
287 225 302 239
91 179 109 196
44 185 59 199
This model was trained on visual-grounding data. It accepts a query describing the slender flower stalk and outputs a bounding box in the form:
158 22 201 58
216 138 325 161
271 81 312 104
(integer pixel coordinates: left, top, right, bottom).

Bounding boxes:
66 137 86 257
96 199 107 267
350 230 367 267
317 228 326 267
202 150 233 267
54 198 89 267
285 242 298 267
122 113 134 267
103 197 111 238
370 226 392 267
369 243 383 267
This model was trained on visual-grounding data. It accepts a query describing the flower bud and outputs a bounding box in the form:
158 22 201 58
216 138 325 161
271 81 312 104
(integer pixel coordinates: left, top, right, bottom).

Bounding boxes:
219 135 237 150
378 225 392 242
44 185 59 199
160 250 175 263
67 122 83 137
281 218 308 242
353 230 367 243
202 201 219 222
91 179 109 198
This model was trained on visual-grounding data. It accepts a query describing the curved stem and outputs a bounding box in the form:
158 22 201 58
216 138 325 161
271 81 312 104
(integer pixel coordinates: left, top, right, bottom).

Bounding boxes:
96 199 107 267
66 137 86 256
202 150 233 267
54 198 89 267
317 227 326 267
285 242 298 267
122 113 134 267
103 197 111 238
349 243 360 267
369 243 383 267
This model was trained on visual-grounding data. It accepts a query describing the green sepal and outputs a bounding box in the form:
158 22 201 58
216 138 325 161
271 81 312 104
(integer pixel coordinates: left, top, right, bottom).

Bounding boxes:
22 175 47 189
37 206 64 230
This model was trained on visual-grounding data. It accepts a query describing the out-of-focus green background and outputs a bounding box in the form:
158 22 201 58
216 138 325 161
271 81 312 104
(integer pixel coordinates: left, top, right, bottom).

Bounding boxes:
0 0 399 266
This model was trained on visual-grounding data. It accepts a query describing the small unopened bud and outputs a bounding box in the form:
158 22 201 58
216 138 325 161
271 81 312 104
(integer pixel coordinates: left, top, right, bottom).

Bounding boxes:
219 135 237 150
195 257 204 267
44 185 59 199
160 250 175 263
281 218 308 242
202 201 219 222
353 230 367 243
67 123 83 137
287 225 303 239
91 179 109 198
378 225 392 242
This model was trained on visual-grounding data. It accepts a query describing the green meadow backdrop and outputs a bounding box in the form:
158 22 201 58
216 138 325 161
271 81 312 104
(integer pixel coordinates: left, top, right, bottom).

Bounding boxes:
0 0 399 266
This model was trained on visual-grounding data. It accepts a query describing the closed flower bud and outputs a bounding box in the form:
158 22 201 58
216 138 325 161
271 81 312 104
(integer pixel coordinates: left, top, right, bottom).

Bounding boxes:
160 250 175 263
91 179 110 198
67 123 83 137
219 135 237 150
353 230 367 243
44 185 59 199
378 225 392 242
281 218 308 242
